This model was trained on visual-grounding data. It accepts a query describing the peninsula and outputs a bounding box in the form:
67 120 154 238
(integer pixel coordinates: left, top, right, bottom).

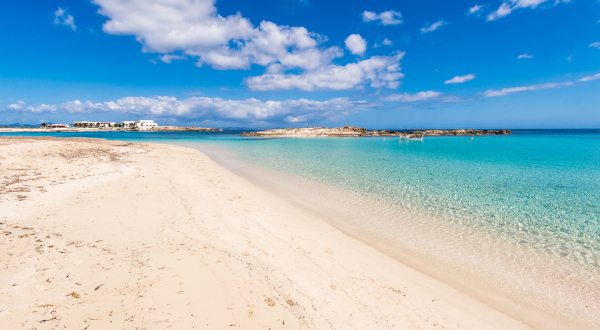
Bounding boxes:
240 126 512 137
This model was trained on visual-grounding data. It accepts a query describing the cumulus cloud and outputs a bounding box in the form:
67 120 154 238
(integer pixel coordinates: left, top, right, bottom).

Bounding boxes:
3 97 379 125
160 54 186 64
420 20 448 33
579 73 600 82
373 38 393 48
345 34 367 55
361 10 403 25
7 101 25 110
6 101 57 112
589 42 600 49
483 81 572 97
92 0 404 91
518 53 534 59
382 91 443 102
444 74 476 84
54 7 76 31
467 5 483 16
246 53 405 91
486 0 568 21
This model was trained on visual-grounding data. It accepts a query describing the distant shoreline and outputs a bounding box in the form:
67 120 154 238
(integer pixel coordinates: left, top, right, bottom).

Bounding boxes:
0 127 222 133
241 126 512 137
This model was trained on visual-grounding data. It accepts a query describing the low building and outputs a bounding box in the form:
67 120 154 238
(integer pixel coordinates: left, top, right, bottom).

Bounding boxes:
138 120 158 130
71 120 158 129
121 120 158 130
98 122 116 128
47 124 70 128
73 121 97 127
73 121 115 128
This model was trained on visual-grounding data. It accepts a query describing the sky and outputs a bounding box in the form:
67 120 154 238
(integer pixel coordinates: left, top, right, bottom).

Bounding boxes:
0 0 599 129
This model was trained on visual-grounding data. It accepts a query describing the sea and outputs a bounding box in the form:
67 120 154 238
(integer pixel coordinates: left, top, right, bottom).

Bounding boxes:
4 129 600 326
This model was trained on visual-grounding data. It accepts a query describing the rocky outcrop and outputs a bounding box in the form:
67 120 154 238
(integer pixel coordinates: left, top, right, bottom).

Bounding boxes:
240 127 511 137
240 126 371 137
410 129 512 136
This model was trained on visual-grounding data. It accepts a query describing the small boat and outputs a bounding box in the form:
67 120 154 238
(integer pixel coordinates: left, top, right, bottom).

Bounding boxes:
400 134 424 141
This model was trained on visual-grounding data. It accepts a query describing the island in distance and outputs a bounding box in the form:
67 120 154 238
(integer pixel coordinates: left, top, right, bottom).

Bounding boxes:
240 126 512 137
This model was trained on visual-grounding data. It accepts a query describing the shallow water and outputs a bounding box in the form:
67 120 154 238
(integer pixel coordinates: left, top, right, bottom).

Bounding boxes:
5 129 600 326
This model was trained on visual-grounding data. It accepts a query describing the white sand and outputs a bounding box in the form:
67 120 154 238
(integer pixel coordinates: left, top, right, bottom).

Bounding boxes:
0 137 531 329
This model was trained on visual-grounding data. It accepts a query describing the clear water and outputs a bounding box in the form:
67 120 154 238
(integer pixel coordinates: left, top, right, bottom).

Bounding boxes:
5 129 600 324
216 131 600 269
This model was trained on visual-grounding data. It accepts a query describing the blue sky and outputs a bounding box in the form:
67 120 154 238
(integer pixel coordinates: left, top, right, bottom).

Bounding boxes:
1 0 599 128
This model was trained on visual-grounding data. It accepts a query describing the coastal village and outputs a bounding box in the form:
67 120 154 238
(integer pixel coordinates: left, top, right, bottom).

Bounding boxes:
72 119 158 129
0 119 223 132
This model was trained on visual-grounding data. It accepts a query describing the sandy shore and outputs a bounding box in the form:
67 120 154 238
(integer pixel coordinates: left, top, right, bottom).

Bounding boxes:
0 137 530 329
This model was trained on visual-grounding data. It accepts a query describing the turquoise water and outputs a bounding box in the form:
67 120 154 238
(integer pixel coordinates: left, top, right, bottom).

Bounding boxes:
4 130 600 269
217 131 600 269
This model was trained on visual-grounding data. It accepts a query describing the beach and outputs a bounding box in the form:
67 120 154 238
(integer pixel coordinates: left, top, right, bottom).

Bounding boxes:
0 136 533 329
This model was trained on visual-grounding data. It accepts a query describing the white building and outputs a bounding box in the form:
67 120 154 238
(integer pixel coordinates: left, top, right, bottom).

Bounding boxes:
73 121 115 128
73 121 97 127
138 120 158 129
121 120 158 130
98 122 116 128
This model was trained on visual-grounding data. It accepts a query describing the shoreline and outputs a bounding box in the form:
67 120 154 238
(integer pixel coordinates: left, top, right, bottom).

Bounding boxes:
0 136 533 329
188 142 600 330
240 127 512 137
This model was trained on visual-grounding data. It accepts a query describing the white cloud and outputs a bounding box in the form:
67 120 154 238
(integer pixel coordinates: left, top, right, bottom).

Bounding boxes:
580 73 600 82
567 55 572 62
382 91 443 102
5 101 57 113
444 74 476 84
7 101 25 110
421 20 448 33
483 81 572 97
92 0 403 91
160 54 185 63
589 42 600 49
486 0 568 21
246 53 405 91
467 5 483 16
345 34 367 55
94 0 329 70
361 10 403 25
54 7 76 31
3 97 379 124
373 38 392 48
518 53 534 59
